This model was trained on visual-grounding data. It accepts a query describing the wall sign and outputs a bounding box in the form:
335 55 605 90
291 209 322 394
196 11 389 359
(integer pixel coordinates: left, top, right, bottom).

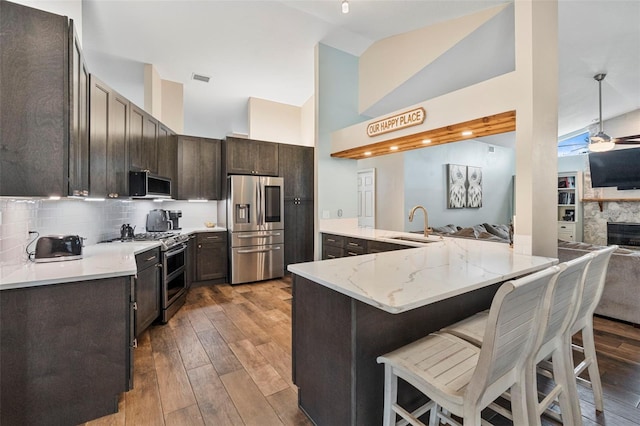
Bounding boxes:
366 107 426 137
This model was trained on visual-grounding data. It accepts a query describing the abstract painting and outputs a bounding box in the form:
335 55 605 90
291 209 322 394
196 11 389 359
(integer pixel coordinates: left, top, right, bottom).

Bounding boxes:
447 164 466 209
467 166 483 208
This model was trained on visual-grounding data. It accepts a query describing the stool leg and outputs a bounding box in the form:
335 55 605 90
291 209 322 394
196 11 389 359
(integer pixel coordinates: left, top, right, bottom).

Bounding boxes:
428 403 438 426
582 322 604 412
511 370 529 426
553 348 580 426
525 359 542 426
383 364 398 426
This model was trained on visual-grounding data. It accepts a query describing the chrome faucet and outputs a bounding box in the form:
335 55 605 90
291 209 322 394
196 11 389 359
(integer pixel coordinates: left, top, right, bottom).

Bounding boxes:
409 205 432 237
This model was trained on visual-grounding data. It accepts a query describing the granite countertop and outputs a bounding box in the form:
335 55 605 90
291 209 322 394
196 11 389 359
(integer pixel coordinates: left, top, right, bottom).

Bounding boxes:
288 224 558 314
0 227 227 291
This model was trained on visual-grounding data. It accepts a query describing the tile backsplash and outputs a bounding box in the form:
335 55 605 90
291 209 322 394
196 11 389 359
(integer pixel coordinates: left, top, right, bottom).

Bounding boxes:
0 198 220 276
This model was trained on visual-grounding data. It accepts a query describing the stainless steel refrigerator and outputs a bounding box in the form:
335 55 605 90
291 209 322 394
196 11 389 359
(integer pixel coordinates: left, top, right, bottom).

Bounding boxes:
227 175 284 284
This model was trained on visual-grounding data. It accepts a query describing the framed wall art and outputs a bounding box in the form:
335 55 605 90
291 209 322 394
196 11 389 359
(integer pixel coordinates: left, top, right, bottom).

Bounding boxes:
447 164 467 209
466 165 483 208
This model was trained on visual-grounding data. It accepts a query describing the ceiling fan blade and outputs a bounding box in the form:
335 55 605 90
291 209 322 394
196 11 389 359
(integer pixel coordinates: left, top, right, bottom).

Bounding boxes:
614 134 640 143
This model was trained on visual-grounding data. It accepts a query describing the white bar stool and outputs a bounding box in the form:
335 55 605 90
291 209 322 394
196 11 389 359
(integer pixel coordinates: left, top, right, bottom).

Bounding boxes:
377 264 561 426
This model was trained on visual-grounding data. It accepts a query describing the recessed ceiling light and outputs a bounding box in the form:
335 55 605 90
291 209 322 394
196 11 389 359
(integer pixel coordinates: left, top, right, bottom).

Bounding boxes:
422 139 431 144
462 130 473 136
390 146 398 151
364 151 372 156
341 0 349 14
191 73 211 83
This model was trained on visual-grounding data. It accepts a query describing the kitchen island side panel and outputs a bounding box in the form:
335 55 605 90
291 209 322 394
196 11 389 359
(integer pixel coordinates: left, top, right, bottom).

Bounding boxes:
0 276 131 426
293 275 353 426
293 274 501 426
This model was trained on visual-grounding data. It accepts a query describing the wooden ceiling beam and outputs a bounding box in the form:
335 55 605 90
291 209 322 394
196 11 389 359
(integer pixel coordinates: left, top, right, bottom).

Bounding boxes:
331 110 516 160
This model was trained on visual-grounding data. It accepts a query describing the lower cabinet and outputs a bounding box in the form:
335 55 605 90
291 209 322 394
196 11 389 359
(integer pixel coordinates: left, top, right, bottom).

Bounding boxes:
0 276 134 425
195 232 228 282
284 199 314 268
321 233 410 259
135 247 161 336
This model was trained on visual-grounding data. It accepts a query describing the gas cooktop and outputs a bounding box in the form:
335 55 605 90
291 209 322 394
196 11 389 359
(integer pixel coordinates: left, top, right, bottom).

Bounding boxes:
133 232 190 250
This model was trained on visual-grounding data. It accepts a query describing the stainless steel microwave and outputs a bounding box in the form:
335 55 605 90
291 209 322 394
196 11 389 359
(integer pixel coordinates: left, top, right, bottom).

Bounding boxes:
129 171 172 199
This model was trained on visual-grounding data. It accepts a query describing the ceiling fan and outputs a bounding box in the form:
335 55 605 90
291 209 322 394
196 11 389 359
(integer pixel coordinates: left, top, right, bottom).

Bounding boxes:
588 73 640 152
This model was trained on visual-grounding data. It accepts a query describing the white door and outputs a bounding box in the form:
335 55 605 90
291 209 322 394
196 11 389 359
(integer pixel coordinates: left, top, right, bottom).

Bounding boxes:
357 169 376 228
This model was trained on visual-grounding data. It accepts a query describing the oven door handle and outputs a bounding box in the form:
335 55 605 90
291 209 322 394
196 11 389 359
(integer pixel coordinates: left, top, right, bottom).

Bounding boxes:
237 246 281 254
165 243 187 257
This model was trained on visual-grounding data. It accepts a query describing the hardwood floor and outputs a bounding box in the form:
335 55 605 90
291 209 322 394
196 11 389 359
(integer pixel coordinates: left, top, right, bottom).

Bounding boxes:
84 278 640 426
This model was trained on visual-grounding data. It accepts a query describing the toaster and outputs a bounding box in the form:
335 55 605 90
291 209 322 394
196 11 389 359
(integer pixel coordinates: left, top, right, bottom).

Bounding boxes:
34 235 83 263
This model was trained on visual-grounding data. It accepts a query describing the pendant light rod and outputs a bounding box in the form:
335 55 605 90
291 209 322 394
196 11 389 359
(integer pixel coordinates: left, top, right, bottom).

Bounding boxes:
594 73 606 134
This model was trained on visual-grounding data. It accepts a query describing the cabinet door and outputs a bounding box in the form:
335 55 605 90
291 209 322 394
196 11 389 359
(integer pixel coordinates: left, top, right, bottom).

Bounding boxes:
279 144 313 199
297 200 314 263
196 234 228 281
135 262 161 336
177 136 201 199
157 124 177 196
68 22 89 197
226 137 256 175
108 93 129 198
129 105 146 171
284 200 297 268
0 1 68 196
254 140 279 176
143 114 158 173
89 75 128 198
89 76 109 197
200 138 221 200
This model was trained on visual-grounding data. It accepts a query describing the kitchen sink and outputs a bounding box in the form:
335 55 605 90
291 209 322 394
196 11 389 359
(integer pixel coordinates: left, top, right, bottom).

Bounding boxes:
388 236 435 244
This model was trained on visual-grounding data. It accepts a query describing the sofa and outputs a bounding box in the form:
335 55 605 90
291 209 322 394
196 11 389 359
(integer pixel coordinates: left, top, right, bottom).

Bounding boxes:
431 223 640 325
558 241 640 325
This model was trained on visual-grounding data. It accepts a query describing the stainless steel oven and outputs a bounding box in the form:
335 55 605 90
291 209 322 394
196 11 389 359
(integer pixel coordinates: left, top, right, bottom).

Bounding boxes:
161 241 187 323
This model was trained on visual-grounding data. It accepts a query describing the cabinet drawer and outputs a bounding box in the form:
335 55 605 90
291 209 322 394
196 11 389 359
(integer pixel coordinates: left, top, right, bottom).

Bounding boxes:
367 240 408 253
135 248 161 271
558 223 576 242
322 233 345 248
322 245 344 260
345 237 367 252
197 232 227 245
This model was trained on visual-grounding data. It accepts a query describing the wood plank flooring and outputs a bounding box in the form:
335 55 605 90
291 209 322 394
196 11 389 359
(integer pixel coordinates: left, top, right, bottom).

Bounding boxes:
85 278 640 426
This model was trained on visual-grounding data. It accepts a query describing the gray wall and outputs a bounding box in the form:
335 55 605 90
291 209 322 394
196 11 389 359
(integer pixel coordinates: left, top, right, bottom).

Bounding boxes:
403 140 515 230
317 44 370 220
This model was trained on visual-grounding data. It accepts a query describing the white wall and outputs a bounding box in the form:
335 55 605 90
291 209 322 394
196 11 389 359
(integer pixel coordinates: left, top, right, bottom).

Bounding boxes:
161 79 184 133
301 96 315 148
356 154 405 231
248 98 303 145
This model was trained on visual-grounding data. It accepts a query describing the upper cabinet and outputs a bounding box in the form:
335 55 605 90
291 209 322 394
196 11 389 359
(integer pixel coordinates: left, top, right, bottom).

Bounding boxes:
89 75 129 198
177 136 221 200
68 21 90 197
157 124 178 197
279 144 314 200
129 105 158 174
0 2 75 196
225 137 279 176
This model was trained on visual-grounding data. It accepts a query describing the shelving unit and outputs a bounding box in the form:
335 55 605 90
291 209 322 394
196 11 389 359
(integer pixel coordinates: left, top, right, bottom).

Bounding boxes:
557 172 582 242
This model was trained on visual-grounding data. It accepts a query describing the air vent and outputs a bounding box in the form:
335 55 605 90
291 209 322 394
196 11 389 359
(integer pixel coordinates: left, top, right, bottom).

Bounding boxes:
488 146 495 153
191 73 211 83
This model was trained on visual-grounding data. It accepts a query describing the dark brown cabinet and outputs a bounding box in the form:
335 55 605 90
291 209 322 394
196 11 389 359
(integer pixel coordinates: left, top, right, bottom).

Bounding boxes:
279 144 314 200
195 232 228 282
0 276 133 425
0 2 74 196
177 136 221 200
129 104 158 174
280 145 315 267
157 123 178 197
321 233 410 259
225 137 279 176
89 75 129 198
68 21 90 197
134 247 161 336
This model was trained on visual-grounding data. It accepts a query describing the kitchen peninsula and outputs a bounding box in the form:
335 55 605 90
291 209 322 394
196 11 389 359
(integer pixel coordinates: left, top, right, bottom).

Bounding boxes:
288 226 557 426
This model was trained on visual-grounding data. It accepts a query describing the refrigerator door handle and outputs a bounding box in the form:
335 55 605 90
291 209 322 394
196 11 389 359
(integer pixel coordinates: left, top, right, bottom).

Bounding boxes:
237 232 281 238
237 246 282 254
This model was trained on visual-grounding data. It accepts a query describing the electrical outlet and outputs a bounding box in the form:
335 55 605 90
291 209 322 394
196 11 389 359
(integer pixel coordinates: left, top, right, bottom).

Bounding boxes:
0 211 2 225
322 210 330 219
